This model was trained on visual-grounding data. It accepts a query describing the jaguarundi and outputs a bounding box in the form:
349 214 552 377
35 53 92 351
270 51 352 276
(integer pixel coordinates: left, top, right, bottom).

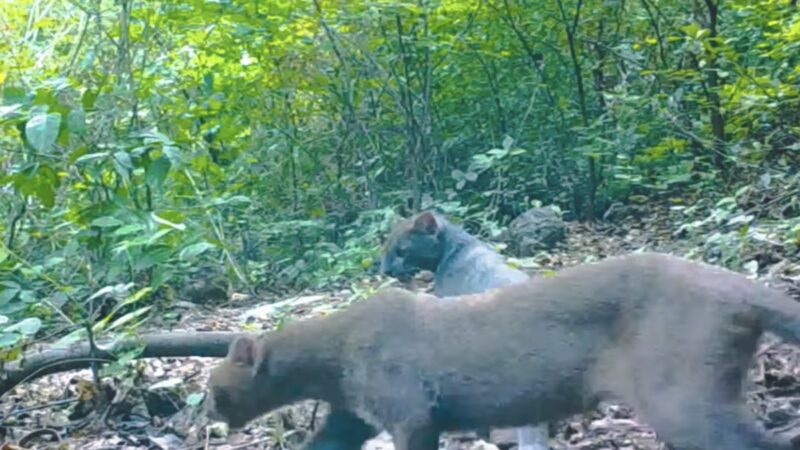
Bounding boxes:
381 211 530 297
205 253 800 450
382 210 550 450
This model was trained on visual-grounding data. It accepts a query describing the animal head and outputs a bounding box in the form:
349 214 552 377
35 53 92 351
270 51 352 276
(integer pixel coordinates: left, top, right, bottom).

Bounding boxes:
381 211 446 280
204 335 283 429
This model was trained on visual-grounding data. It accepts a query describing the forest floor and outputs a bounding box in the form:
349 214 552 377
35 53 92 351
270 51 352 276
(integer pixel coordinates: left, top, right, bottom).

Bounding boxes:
4 212 800 450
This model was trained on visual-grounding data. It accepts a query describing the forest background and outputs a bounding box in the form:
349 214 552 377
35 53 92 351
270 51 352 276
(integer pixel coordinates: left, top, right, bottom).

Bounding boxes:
1 0 799 390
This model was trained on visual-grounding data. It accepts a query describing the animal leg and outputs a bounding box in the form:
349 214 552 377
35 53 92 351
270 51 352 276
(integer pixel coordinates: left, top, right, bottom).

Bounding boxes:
392 422 439 450
643 401 789 450
630 352 790 450
304 409 377 450
516 424 550 450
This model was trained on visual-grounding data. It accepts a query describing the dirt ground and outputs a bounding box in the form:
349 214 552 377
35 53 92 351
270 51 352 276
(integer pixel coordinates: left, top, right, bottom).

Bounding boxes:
3 219 800 450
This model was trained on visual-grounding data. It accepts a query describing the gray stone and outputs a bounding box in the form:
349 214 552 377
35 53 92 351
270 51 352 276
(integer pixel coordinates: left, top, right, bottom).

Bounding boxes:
505 207 566 255
602 203 644 223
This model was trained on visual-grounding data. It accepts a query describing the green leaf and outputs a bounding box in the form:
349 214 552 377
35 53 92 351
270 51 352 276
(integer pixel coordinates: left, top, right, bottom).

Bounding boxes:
0 333 20 348
203 73 214 92
681 23 702 38
113 151 134 171
82 90 98 110
209 195 251 206
151 212 186 231
141 228 172 245
104 305 153 332
502 135 514 150
19 290 37 303
44 256 65 268
488 148 509 158
179 242 216 260
3 86 27 103
113 224 146 236
67 109 87 135
0 104 23 121
93 287 153 333
9 163 59 207
52 328 88 349
112 152 133 183
0 287 20 304
186 392 205 407
91 216 124 228
162 146 182 165
138 129 174 145
150 266 174 288
35 182 56 208
5 317 42 336
145 157 171 190
75 152 110 164
25 113 61 152
0 301 25 316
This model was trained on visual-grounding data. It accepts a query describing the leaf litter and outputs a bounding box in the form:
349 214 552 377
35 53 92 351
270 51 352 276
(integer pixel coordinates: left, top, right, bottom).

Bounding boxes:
2 209 800 450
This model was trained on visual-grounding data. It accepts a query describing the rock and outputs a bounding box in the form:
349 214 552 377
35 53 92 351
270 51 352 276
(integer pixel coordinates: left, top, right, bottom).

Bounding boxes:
149 434 183 450
144 385 184 418
469 440 501 450
488 428 517 448
363 431 394 450
602 203 643 223
240 294 326 322
230 292 252 302
205 421 229 438
505 207 567 256
181 267 229 304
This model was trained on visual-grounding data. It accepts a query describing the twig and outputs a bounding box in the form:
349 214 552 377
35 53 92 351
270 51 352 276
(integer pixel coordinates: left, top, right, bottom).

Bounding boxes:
0 331 241 397
0 398 77 424
308 401 320 431
19 428 62 447
229 438 273 449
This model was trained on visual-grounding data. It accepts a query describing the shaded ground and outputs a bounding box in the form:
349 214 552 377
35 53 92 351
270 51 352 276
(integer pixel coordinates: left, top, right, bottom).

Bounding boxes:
3 213 800 450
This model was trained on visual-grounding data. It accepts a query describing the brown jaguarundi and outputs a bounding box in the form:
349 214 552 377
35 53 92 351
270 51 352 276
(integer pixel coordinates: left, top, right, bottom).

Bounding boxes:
205 253 800 450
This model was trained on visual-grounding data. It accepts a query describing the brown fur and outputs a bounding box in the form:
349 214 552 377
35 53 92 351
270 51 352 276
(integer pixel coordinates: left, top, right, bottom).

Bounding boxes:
381 211 548 449
205 253 800 450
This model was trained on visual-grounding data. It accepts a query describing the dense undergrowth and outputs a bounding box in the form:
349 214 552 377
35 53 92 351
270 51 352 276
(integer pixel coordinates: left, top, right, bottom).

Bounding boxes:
0 0 799 364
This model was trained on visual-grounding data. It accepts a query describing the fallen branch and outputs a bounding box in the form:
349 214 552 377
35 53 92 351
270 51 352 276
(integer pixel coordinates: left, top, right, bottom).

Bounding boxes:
1 331 242 396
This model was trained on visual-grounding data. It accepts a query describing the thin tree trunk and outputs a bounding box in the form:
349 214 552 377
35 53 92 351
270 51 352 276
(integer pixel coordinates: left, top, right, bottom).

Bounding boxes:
394 14 423 211
703 0 727 171
556 0 597 220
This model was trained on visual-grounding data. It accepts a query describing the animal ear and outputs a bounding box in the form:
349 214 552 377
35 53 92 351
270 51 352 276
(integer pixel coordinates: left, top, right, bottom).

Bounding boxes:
389 211 406 228
412 211 440 235
383 213 406 243
229 335 257 367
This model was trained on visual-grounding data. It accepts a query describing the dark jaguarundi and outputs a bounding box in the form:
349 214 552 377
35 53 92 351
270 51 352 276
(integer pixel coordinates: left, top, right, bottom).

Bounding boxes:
205 253 800 450
381 211 529 297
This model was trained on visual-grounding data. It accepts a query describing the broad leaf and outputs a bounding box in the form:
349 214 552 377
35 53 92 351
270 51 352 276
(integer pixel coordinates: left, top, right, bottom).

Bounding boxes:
25 112 61 152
